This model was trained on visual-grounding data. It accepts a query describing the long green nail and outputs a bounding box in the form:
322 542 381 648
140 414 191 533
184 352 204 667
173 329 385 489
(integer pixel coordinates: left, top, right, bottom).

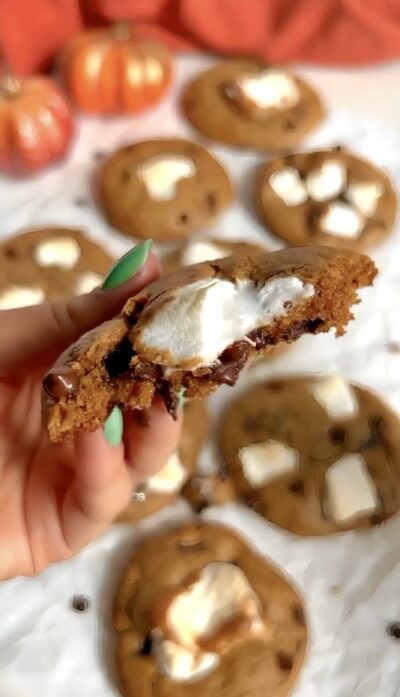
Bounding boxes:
102 240 152 290
104 405 123 446
177 388 186 410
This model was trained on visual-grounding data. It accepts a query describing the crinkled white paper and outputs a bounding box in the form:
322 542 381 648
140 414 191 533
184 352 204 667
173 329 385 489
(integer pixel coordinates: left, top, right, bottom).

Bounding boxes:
1 55 400 697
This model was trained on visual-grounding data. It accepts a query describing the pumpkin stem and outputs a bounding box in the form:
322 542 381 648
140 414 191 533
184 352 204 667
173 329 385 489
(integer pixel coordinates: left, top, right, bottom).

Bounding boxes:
112 21 132 42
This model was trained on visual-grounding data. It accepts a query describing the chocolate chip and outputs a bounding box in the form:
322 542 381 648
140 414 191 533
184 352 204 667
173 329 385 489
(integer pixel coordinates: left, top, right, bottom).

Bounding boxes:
289 480 305 495
333 144 344 151
71 595 90 613
43 368 80 399
387 622 400 639
178 212 189 224
121 170 130 183
104 338 135 378
213 341 249 385
328 426 345 445
360 432 380 450
139 633 153 655
243 416 260 431
369 415 384 432
293 604 305 626
276 651 293 672
284 119 296 131
206 191 217 212
5 247 17 259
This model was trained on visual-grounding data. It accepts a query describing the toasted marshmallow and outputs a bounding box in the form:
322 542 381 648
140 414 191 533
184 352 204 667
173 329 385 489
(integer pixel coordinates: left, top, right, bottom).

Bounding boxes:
181 240 227 267
326 453 379 523
147 451 187 494
236 70 300 111
154 562 263 681
306 161 346 202
309 376 359 419
238 440 298 487
269 168 308 206
346 181 383 217
0 285 44 310
34 236 80 269
319 201 364 238
139 155 196 201
136 277 314 369
74 271 103 295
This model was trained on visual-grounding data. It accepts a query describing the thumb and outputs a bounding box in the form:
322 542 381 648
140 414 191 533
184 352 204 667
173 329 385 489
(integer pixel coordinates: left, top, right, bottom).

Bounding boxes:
0 240 158 375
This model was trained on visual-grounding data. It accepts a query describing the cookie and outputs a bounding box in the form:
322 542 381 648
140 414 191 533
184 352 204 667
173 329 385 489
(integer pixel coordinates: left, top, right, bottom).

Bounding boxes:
0 226 113 309
42 246 376 442
182 472 236 512
182 60 324 151
117 400 209 523
257 149 397 250
113 521 307 697
100 138 233 242
218 376 400 536
161 237 265 275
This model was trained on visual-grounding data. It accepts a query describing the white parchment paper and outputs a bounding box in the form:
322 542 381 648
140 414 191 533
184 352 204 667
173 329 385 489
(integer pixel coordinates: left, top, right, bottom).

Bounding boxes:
0 54 400 697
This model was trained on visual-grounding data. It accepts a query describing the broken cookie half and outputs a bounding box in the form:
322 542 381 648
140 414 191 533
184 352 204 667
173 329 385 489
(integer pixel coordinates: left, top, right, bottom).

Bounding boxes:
43 246 377 442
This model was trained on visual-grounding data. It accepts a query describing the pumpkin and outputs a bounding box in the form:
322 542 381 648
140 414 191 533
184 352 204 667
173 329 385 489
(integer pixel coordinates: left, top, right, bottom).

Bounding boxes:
0 71 74 177
61 24 172 115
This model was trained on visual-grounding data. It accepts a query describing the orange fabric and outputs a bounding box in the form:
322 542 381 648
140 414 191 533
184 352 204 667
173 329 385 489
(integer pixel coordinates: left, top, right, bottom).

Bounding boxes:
1 0 400 75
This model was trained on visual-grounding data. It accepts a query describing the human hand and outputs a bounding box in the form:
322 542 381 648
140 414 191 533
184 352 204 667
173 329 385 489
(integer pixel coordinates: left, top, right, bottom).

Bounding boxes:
0 242 182 579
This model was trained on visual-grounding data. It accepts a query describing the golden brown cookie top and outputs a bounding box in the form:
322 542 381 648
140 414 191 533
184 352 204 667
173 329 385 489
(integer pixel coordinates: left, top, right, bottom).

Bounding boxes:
42 246 376 442
100 138 233 241
0 226 113 308
257 149 397 250
113 522 307 697
182 60 324 150
218 376 400 535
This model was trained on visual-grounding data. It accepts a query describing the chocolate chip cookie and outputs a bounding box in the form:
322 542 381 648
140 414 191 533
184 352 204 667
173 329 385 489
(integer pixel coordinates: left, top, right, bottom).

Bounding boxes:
100 138 233 242
218 376 400 535
117 400 209 523
257 149 397 250
182 60 324 150
0 226 113 309
42 246 376 442
113 521 307 697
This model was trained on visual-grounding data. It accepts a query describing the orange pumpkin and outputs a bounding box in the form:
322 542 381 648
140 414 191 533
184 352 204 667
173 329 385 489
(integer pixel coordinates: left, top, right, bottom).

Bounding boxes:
61 24 173 115
0 72 74 177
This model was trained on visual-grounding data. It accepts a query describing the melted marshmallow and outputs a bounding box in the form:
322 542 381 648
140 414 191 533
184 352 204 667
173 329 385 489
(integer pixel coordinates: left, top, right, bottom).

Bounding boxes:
238 440 299 487
181 240 227 267
306 161 346 202
147 452 187 494
139 155 196 200
237 70 300 110
34 237 80 269
346 181 383 217
137 277 314 368
309 376 359 419
319 202 364 238
326 453 378 523
0 286 44 310
269 168 308 206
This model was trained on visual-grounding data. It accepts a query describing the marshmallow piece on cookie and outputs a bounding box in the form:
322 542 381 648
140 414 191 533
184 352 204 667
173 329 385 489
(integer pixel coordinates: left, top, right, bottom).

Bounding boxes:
346 181 383 217
147 451 187 494
75 271 103 295
239 440 299 488
34 236 81 269
154 561 264 681
326 453 379 523
139 155 196 201
306 161 346 202
0 285 44 310
134 276 314 369
236 70 300 111
181 240 227 267
319 201 364 238
309 376 359 419
269 168 308 206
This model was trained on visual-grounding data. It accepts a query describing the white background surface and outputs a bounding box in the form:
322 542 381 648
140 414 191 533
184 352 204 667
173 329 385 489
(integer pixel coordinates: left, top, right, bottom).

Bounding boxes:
1 54 400 697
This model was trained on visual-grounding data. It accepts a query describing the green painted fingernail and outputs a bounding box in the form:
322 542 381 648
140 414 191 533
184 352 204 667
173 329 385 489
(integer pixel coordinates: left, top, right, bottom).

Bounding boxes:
102 239 153 290
104 405 123 446
177 388 186 410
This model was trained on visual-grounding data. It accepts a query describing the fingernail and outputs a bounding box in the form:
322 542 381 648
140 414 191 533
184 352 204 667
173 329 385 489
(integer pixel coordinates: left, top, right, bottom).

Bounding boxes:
104 405 123 446
177 388 186 410
102 240 153 290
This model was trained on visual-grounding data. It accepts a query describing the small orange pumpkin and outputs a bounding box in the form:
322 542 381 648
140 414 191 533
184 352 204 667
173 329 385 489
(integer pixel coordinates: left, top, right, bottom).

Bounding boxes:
0 71 74 177
61 24 173 115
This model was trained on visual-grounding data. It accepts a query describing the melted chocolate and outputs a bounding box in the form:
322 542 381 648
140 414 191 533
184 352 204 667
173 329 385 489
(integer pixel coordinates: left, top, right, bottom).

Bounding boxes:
328 426 346 446
43 368 80 399
289 480 305 495
104 337 135 378
292 603 306 626
276 651 294 672
213 341 249 386
158 380 179 419
71 595 90 613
